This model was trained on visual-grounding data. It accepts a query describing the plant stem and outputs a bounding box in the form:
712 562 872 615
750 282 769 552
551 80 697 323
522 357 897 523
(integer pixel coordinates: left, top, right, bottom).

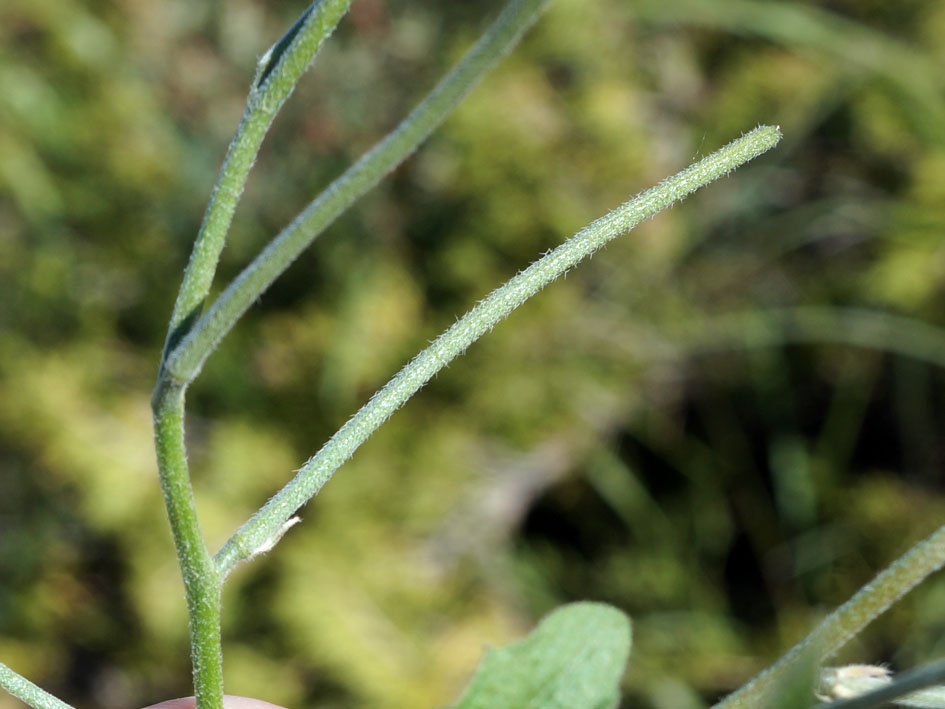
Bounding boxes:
714 522 945 709
161 0 354 360
151 381 223 709
152 1 551 702
214 124 782 576
162 0 553 386
152 4 355 704
0 665 75 709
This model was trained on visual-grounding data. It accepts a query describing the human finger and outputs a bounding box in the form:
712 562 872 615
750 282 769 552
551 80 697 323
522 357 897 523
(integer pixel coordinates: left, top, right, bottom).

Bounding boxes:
140 695 287 709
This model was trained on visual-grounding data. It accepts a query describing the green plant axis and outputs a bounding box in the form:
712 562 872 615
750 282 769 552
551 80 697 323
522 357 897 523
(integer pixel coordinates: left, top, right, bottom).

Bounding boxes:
715 522 945 708
150 1 554 707
0 663 76 709
163 0 554 386
161 0 354 359
152 380 224 709
215 125 782 575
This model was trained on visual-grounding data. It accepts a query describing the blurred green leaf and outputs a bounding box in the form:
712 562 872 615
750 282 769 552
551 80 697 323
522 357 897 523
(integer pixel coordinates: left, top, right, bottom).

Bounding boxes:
447 602 631 709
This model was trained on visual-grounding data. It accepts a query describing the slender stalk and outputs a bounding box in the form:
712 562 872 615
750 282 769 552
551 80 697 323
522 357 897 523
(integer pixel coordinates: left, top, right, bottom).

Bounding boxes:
151 4 353 704
713 522 945 708
0 665 75 709
161 0 354 360
162 0 553 386
151 381 223 709
214 125 782 575
150 2 551 703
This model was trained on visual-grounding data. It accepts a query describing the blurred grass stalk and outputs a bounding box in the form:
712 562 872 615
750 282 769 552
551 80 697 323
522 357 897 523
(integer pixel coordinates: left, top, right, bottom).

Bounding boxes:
641 307 945 369
633 0 945 143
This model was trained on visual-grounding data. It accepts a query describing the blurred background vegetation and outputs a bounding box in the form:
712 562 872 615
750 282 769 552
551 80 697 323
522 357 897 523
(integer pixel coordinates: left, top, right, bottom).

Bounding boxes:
2 0 945 707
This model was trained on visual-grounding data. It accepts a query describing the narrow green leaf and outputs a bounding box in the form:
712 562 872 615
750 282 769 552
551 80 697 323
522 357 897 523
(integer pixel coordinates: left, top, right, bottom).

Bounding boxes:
447 602 632 709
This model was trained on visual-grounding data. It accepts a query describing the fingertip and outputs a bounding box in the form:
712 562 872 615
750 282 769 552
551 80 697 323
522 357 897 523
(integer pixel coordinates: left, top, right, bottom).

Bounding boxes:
141 696 287 709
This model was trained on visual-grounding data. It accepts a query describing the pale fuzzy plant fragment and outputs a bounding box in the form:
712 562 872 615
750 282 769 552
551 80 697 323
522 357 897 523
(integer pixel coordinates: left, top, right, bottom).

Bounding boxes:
247 516 301 560
818 665 892 701
815 660 945 709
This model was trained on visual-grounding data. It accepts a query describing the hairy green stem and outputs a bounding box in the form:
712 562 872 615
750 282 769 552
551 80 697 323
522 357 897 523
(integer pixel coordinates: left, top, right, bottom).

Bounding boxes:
214 124 782 575
0 665 75 709
151 381 223 709
150 1 553 703
152 3 353 704
161 0 353 360
714 523 945 708
163 0 553 385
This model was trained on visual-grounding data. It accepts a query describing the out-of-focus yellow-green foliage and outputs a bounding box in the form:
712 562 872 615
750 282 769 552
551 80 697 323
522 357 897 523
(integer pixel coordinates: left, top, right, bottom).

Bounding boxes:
3 0 945 707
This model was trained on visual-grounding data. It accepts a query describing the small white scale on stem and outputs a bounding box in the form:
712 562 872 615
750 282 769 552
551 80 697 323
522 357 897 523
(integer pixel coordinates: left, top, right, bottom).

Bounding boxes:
817 664 892 701
247 516 301 560
817 662 945 707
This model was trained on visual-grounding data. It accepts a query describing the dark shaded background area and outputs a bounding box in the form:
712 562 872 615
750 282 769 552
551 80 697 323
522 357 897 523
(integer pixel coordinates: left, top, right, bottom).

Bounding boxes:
3 0 945 707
